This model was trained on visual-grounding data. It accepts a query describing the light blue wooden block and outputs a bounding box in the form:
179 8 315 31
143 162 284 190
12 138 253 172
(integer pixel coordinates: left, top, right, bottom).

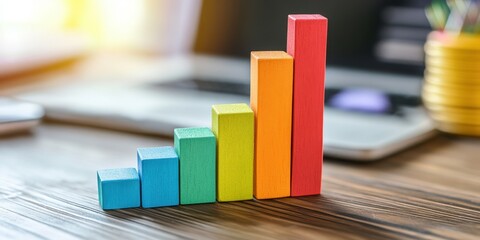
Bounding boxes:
97 168 140 210
137 146 179 208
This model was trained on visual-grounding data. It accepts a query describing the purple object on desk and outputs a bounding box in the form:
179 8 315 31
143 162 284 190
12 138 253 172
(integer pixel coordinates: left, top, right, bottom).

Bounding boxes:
329 88 390 113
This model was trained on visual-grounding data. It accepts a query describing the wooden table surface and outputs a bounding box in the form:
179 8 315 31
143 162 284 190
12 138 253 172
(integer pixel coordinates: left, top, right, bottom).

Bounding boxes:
0 122 479 240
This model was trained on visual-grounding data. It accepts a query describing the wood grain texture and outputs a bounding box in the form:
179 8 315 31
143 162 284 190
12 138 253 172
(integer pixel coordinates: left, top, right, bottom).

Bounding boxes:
137 146 179 208
96 168 140 210
250 51 293 199
212 104 254 202
174 127 216 205
0 123 479 239
287 14 328 197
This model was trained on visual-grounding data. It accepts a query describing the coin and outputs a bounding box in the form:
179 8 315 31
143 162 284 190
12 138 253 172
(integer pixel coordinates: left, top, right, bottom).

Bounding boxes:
425 55 480 64
427 31 480 51
425 47 480 60
424 77 480 90
429 111 480 125
425 44 480 54
425 70 480 85
423 83 480 98
434 122 480 136
426 58 480 71
422 91 480 107
424 102 480 113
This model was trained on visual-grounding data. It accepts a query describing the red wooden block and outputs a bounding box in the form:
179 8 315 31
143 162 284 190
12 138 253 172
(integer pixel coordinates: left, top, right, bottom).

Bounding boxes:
287 14 328 196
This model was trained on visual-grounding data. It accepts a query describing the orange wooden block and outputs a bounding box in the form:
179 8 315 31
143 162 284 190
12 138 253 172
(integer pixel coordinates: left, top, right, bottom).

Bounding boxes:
250 51 293 199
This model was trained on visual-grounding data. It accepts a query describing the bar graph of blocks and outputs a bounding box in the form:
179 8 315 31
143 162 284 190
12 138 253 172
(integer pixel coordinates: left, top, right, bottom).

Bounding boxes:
96 14 328 210
97 168 140 210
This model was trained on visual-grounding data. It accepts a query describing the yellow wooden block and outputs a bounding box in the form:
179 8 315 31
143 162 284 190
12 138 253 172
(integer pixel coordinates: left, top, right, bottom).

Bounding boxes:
212 103 254 202
250 51 293 199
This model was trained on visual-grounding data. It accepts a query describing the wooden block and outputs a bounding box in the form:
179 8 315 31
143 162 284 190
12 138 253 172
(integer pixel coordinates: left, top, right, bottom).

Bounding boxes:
287 14 328 196
137 146 179 208
97 168 140 210
211 103 254 202
174 127 216 205
250 51 293 199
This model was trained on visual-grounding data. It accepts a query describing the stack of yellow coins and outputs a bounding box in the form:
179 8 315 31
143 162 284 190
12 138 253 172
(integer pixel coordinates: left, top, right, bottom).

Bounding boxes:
423 31 480 136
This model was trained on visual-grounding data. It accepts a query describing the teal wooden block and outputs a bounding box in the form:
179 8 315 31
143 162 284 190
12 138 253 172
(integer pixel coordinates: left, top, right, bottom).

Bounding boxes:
174 127 216 205
137 146 179 208
97 168 140 210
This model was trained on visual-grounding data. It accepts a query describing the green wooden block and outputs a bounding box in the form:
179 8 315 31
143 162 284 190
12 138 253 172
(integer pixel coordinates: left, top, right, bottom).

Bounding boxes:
174 127 216 205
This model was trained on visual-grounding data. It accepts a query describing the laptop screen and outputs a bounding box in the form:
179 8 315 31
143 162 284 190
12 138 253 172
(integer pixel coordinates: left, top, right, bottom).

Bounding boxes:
194 0 431 75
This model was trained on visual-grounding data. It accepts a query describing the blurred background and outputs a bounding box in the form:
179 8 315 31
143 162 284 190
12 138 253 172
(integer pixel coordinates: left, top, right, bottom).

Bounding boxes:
1 0 451 160
0 0 200 54
0 0 432 72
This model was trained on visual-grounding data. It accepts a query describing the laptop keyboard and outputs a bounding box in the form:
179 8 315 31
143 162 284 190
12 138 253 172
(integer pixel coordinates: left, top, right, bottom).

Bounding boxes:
158 78 421 116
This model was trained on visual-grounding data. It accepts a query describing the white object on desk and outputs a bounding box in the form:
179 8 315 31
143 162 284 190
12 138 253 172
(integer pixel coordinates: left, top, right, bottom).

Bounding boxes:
0 98 44 135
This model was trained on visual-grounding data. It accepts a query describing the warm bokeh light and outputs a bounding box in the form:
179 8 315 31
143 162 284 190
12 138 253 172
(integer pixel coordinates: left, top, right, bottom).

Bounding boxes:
97 0 144 48
0 0 68 32
0 0 149 50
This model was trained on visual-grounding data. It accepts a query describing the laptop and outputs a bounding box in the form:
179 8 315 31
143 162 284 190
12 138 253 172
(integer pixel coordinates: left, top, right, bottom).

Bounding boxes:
17 0 435 160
